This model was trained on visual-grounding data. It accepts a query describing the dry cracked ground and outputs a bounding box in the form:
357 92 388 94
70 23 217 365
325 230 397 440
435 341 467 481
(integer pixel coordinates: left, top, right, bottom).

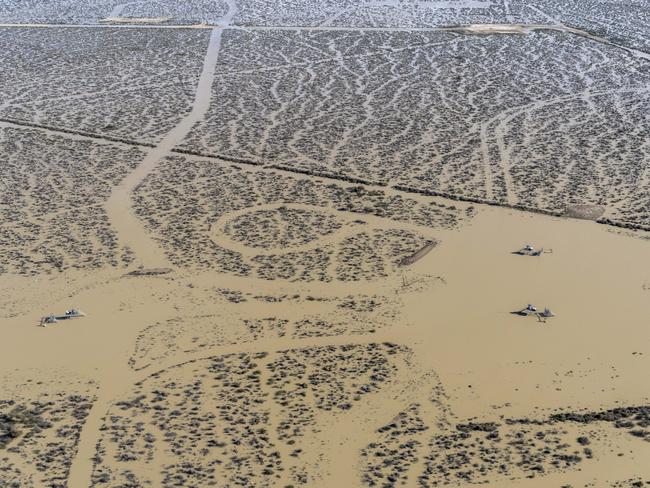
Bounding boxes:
0 1 649 487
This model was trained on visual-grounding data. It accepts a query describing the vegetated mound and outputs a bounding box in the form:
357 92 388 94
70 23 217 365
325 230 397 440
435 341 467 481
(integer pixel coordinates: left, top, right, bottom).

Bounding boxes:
0 27 210 144
0 126 144 275
134 156 467 278
180 28 650 228
0 392 94 487
223 206 343 250
94 343 406 487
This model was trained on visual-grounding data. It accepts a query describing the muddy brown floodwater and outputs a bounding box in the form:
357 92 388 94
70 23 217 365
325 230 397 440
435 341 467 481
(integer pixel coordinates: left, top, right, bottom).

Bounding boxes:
1 0 649 484
104 19 234 270
1 200 649 486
